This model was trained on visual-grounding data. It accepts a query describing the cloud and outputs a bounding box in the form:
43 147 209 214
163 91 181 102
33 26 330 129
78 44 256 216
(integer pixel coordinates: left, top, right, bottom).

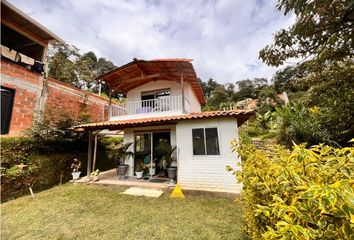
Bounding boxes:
9 0 295 83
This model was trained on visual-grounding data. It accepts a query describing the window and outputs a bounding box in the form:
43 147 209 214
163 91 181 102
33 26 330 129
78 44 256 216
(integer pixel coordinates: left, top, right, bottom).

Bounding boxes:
205 128 220 155
192 128 220 155
141 89 171 110
1 86 15 134
141 89 170 101
192 129 205 155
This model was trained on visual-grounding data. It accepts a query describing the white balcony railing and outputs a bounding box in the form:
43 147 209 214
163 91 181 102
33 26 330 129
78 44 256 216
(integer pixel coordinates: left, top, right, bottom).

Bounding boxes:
110 95 189 118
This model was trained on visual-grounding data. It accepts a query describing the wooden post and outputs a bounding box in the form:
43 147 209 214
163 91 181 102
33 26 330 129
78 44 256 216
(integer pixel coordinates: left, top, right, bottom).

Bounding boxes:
87 131 93 179
180 65 185 113
108 87 112 119
98 81 102 96
92 133 98 172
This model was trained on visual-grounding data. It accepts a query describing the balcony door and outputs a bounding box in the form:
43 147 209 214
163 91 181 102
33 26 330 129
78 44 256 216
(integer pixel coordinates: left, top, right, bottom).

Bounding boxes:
141 89 170 110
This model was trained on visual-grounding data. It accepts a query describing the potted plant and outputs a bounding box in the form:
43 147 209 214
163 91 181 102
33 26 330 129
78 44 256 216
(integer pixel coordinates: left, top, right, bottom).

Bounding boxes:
156 140 177 184
90 169 100 182
149 166 156 177
70 158 82 180
107 142 134 180
135 161 145 179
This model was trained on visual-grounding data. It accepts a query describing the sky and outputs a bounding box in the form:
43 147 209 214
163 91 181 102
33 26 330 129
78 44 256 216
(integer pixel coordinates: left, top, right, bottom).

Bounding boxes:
9 0 295 83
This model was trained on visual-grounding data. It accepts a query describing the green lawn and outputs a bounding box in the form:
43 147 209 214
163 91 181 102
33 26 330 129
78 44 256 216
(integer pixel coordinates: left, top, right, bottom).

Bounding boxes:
1 184 246 240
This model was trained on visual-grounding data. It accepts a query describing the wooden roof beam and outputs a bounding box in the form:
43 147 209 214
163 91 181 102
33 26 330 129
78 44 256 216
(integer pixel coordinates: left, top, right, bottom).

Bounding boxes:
110 73 161 93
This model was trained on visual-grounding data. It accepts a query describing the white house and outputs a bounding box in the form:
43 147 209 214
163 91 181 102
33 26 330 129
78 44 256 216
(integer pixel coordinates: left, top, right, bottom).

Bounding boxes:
73 58 254 193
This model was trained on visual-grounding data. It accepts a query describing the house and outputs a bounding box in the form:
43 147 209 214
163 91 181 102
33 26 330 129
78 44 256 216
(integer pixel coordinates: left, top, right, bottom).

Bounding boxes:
1 0 111 136
73 58 254 193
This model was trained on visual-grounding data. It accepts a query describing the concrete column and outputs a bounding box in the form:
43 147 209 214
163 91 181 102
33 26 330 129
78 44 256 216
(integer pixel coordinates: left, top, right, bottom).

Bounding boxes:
87 131 93 178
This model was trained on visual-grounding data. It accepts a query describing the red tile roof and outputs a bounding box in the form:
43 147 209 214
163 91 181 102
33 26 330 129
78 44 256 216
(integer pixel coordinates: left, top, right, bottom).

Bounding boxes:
73 110 255 131
151 58 193 62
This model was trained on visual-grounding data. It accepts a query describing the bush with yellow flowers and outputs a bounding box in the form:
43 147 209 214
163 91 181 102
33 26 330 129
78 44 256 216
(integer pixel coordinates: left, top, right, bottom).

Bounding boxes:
229 140 354 239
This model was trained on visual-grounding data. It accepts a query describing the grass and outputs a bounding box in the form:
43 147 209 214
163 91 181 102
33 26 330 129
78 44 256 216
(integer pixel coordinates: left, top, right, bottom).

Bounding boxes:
1 184 246 240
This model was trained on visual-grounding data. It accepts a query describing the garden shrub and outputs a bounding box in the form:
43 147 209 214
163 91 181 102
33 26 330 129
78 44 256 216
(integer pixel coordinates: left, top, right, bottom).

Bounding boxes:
275 102 333 148
1 137 34 166
1 106 122 201
229 140 354 239
1 137 121 202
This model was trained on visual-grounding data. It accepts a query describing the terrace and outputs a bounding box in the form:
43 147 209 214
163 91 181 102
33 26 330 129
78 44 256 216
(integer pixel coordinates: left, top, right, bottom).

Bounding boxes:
109 95 192 119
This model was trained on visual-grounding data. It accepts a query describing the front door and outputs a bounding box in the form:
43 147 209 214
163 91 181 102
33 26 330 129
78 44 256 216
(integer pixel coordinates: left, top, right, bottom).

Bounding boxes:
134 131 171 177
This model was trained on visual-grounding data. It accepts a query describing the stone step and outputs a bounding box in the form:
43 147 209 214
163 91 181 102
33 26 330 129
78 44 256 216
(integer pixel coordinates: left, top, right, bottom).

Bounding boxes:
121 187 164 198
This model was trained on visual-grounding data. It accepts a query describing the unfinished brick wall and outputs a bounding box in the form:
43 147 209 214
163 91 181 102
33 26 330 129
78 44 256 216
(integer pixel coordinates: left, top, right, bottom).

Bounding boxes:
1 59 109 136
46 78 108 122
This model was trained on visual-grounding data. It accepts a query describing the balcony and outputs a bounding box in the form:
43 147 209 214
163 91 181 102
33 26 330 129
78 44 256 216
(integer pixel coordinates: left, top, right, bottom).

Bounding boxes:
109 95 191 120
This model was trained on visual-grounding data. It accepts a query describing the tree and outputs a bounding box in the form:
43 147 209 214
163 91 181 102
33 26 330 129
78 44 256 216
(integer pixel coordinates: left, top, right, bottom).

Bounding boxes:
75 55 96 89
272 65 309 93
207 85 230 109
276 101 332 147
48 42 116 93
48 42 79 85
95 57 116 76
235 79 256 100
260 0 354 146
303 60 354 145
199 78 220 99
259 0 354 67
257 86 282 114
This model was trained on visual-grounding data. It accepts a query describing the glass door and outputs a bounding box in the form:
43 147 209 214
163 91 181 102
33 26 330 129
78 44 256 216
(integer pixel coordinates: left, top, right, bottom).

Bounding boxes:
153 132 171 176
134 133 152 176
134 131 171 178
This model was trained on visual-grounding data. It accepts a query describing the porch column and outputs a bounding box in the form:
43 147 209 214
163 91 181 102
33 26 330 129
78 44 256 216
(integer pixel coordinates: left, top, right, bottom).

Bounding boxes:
108 87 112 119
180 65 185 113
87 131 93 179
92 132 99 172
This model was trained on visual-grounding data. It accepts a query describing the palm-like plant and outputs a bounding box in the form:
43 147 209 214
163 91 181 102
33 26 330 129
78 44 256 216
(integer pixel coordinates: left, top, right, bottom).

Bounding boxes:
107 142 134 166
256 111 273 130
275 101 332 147
156 140 177 169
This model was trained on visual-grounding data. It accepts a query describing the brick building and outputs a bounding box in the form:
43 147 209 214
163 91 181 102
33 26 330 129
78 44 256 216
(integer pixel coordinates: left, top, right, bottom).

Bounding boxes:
1 0 110 136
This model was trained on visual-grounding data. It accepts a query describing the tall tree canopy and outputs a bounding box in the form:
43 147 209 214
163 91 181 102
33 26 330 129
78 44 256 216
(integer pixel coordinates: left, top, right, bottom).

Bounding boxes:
272 65 309 93
259 0 354 67
48 42 116 93
259 0 354 146
199 77 279 111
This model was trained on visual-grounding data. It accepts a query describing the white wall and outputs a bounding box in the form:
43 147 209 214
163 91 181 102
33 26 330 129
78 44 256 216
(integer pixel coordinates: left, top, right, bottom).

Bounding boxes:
176 118 242 193
123 124 177 176
127 80 181 101
126 80 201 112
183 82 201 112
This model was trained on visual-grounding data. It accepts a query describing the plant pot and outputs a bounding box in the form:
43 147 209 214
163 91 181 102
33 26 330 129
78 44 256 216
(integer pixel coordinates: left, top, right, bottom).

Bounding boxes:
135 171 143 179
117 165 128 180
71 171 81 180
167 167 177 186
149 168 156 176
158 170 167 177
92 176 99 182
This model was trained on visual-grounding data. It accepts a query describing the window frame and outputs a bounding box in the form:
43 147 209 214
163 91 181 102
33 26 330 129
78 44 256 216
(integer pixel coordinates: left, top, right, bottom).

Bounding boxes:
141 88 171 99
1 86 16 135
192 127 220 156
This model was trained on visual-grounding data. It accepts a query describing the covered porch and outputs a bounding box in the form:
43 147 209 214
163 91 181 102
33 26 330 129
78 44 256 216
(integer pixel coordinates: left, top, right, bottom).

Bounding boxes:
99 58 206 120
72 110 255 191
76 169 169 189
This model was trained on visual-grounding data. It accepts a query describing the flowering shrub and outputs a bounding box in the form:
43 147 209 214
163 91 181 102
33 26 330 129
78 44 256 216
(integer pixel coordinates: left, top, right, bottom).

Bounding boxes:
229 140 354 239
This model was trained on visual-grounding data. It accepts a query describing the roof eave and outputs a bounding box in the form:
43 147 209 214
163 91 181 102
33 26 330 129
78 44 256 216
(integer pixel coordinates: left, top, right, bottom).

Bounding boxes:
2 0 64 43
71 110 255 132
